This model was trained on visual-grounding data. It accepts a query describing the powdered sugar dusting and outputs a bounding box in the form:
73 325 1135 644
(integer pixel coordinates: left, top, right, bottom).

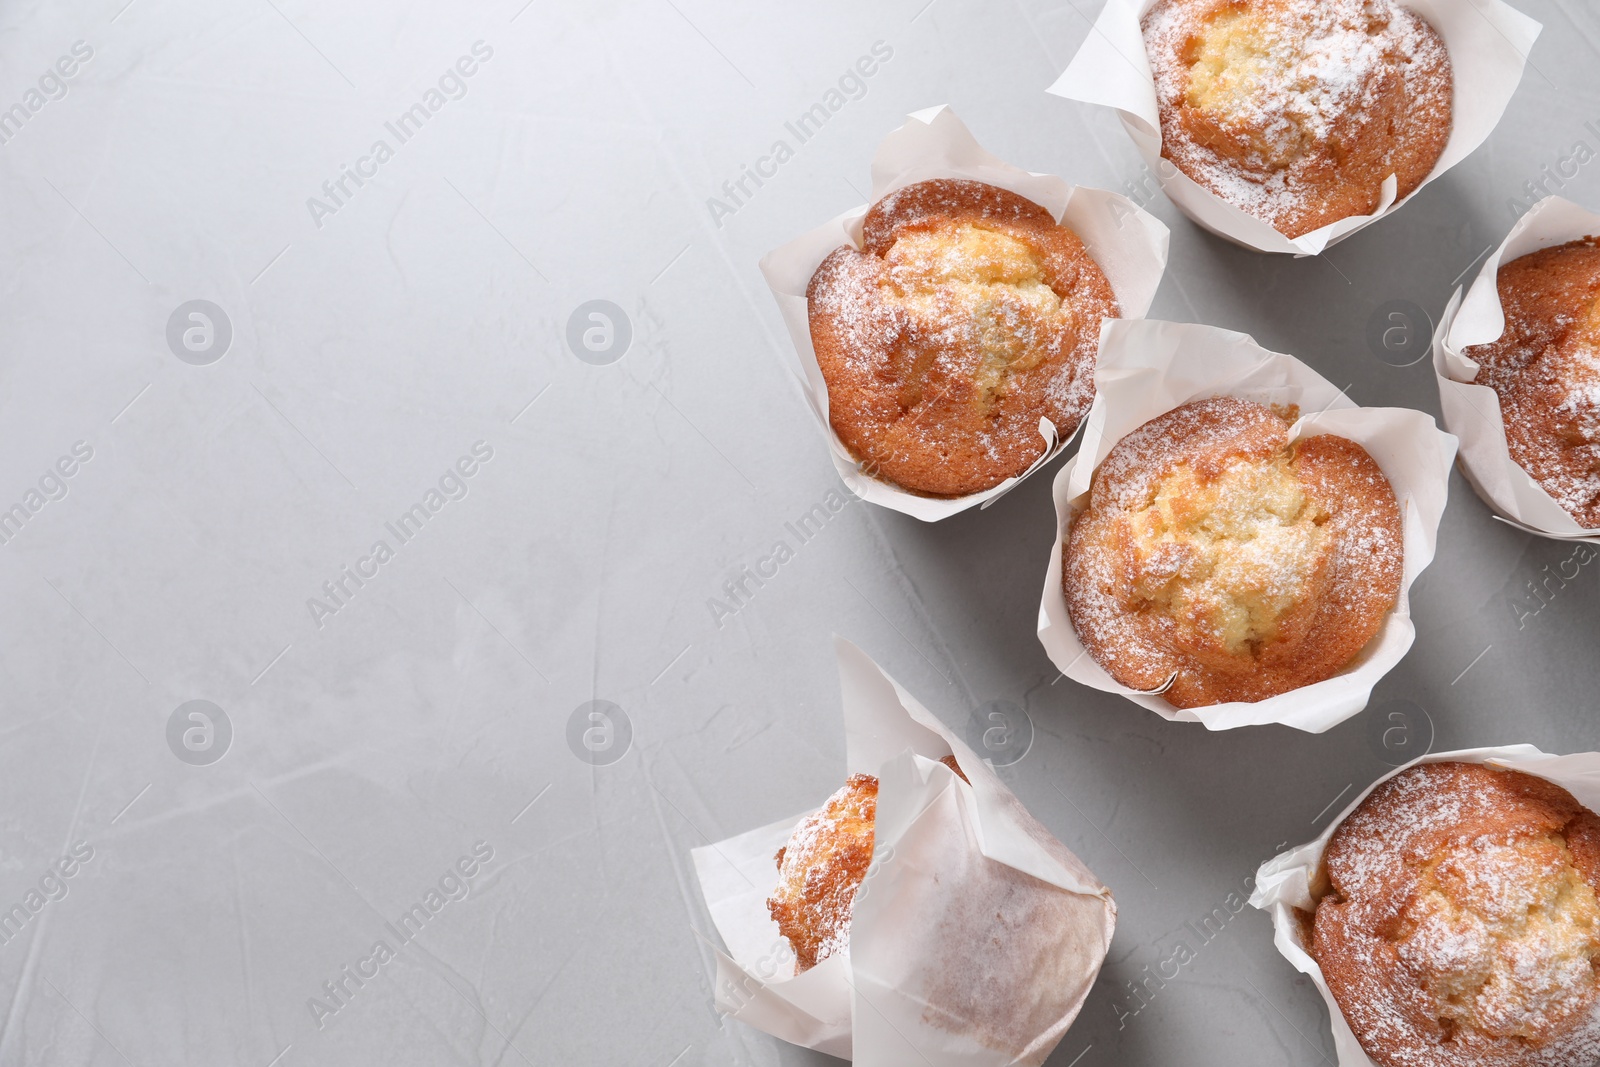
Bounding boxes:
808 179 1117 496
768 774 878 971
1467 238 1600 527
1142 0 1451 236
1063 396 1403 707
1317 763 1600 1066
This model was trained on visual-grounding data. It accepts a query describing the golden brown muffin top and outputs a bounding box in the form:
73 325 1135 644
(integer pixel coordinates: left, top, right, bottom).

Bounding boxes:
1063 396 1403 707
1465 238 1600 528
768 773 878 973
1314 762 1600 1067
766 757 966 973
1142 0 1451 237
807 179 1118 497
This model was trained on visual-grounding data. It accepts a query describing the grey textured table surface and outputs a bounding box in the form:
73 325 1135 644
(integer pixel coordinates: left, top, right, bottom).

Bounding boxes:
1 1 1597 1065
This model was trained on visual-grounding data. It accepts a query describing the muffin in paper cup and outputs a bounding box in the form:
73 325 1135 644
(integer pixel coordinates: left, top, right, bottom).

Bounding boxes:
758 105 1169 521
1250 745 1600 1067
1046 0 1540 256
1037 319 1457 730
691 638 1115 1066
1433 195 1600 544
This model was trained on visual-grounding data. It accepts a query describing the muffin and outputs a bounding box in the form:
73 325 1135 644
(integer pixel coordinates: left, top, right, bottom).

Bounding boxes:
1464 237 1600 528
807 179 1119 497
1062 396 1403 708
1142 0 1453 238
1312 762 1600 1067
768 757 966 972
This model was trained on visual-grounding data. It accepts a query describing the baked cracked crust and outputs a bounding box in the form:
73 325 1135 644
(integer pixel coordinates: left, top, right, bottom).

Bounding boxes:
1465 237 1600 529
1313 762 1600 1067
768 773 877 973
807 179 1119 497
768 757 965 972
1142 0 1452 238
1062 396 1403 708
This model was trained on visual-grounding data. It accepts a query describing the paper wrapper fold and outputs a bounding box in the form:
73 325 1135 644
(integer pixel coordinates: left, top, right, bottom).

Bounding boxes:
1250 745 1600 1067
691 638 1116 1065
1036 319 1458 730
758 104 1170 521
1433 195 1600 543
1048 0 1540 255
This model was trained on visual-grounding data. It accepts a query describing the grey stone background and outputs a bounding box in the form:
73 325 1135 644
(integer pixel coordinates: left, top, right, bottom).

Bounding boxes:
0 0 1596 1064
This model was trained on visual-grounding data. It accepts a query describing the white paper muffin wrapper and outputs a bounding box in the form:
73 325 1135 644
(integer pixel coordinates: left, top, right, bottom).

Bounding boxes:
1036 319 1458 731
1250 745 1600 1067
1433 195 1600 543
758 105 1170 521
1047 0 1541 256
691 638 1116 1066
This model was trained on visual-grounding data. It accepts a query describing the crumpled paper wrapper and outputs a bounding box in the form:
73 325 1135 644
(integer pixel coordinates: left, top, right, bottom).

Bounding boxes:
759 104 1170 521
1047 0 1540 255
1433 194 1600 543
691 638 1116 1065
1036 319 1458 731
1250 745 1600 1067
